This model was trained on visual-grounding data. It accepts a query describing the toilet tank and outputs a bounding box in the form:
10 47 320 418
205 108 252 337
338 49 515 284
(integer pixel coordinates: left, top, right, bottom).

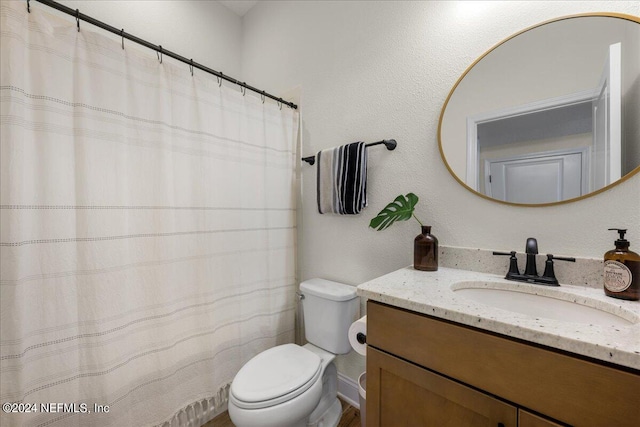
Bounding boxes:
300 278 360 355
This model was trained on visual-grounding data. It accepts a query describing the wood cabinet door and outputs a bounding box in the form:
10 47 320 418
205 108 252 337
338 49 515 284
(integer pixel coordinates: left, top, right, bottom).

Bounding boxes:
367 347 517 427
518 410 565 427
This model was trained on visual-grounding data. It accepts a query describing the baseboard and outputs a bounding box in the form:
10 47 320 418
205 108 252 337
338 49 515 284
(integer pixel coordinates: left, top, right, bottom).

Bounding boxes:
337 372 361 409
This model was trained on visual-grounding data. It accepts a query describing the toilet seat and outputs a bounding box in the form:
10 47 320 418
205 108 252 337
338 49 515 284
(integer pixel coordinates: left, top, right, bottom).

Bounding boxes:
230 344 322 410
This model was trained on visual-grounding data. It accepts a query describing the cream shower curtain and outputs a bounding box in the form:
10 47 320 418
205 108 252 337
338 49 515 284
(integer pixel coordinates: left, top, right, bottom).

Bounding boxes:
0 2 298 426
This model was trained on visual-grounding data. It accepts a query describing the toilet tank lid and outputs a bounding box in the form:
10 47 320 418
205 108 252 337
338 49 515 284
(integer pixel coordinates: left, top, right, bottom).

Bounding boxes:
300 278 357 301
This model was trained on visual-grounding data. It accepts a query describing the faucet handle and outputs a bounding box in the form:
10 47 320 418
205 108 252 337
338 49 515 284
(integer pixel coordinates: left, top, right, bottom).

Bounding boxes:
541 254 576 286
549 255 576 263
493 251 520 277
493 251 513 256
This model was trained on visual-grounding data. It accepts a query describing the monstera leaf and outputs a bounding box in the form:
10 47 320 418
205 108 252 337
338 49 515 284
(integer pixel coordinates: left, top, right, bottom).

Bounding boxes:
369 193 421 231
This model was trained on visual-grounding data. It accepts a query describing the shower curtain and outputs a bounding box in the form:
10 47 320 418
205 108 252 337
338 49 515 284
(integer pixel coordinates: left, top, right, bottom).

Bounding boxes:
0 2 298 426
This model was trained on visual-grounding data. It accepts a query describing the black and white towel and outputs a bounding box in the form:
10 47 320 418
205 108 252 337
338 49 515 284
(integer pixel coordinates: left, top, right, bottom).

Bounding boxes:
317 142 368 215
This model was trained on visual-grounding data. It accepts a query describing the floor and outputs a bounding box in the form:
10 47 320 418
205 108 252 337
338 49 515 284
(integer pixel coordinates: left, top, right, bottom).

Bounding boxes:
204 397 361 427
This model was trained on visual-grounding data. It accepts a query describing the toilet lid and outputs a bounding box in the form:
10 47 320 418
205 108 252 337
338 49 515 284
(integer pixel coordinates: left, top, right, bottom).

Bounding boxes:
231 344 322 406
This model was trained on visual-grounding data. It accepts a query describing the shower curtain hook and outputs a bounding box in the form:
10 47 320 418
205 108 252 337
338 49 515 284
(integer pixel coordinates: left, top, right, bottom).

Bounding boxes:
240 83 246 96
157 46 163 63
75 9 80 32
278 99 283 110
190 59 194 76
27 0 30 13
218 72 223 87
261 91 266 104
121 29 125 49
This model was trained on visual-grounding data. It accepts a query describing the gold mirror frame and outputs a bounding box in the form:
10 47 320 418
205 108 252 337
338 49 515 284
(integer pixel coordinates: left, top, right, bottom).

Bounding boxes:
438 12 640 207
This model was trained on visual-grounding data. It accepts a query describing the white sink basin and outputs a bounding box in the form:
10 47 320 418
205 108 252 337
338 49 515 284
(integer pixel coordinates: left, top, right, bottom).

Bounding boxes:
452 282 638 327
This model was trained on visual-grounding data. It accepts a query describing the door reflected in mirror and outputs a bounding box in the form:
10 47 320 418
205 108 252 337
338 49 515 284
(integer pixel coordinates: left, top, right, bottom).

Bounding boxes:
439 14 640 206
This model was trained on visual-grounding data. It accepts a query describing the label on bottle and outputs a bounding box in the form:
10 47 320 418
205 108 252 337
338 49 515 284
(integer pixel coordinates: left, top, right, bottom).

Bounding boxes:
604 260 632 293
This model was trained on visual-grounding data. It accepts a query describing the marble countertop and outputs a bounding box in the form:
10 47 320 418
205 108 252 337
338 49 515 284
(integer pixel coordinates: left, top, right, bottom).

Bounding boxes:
357 267 640 370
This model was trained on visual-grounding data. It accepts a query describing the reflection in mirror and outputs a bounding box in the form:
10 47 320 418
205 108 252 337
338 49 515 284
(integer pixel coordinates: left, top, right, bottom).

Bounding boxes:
439 14 640 206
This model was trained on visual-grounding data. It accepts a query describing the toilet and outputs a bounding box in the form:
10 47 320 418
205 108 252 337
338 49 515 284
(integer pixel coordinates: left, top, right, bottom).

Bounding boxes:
228 278 360 427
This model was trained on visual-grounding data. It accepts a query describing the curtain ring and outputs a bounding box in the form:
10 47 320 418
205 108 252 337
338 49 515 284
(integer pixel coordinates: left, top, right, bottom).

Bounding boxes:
27 0 30 13
190 59 194 76
121 29 125 49
278 99 282 110
76 9 80 32
240 83 246 96
218 72 223 87
157 45 163 63
261 91 265 104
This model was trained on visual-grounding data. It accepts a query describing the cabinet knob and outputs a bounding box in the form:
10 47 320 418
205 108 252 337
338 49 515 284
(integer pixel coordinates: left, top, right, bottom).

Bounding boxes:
498 424 505 427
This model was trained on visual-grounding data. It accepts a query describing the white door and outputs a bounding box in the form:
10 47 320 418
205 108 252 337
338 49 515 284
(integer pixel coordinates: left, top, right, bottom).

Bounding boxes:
486 151 585 204
592 42 622 191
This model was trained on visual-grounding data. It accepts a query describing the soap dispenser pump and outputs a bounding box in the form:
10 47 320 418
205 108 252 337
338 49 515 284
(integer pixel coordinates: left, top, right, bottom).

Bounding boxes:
603 228 639 301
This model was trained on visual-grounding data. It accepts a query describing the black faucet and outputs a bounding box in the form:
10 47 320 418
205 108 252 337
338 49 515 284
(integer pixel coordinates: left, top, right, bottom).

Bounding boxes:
493 238 576 286
524 237 538 276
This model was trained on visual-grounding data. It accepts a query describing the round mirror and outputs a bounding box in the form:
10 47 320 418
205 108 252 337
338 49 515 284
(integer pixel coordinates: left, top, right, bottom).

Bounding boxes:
439 13 640 206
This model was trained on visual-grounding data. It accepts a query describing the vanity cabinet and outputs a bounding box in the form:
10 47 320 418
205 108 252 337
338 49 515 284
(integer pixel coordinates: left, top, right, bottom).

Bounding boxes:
366 301 640 427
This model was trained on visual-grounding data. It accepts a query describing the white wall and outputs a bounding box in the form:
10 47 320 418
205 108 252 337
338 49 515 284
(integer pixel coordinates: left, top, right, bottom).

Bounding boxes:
242 0 639 277
241 1 640 381
46 0 243 77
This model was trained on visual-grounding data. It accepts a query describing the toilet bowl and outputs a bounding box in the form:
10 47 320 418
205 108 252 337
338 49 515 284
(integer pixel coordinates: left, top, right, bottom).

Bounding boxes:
228 343 332 427
228 279 360 427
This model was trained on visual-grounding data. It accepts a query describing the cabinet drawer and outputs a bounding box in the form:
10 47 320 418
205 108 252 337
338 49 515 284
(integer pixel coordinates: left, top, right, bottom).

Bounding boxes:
367 301 640 427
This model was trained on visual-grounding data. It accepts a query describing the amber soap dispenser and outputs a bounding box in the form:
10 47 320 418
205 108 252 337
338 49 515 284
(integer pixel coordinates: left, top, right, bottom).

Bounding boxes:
604 228 640 301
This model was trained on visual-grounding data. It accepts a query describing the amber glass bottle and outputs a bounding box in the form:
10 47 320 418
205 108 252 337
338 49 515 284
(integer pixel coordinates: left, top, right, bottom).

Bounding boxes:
414 225 438 271
604 228 640 301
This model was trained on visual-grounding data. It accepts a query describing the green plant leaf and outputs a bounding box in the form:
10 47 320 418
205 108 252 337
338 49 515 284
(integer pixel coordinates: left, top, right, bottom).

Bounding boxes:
369 193 419 231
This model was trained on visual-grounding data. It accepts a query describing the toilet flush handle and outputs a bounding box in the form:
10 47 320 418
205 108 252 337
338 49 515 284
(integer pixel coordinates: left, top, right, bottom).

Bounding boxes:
296 291 305 300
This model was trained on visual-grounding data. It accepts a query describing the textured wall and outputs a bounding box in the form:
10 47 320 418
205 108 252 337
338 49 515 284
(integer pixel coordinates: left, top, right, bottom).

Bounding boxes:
242 0 640 281
241 1 640 382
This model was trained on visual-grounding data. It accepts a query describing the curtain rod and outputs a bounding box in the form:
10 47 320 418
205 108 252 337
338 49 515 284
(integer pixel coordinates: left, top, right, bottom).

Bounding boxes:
29 0 298 110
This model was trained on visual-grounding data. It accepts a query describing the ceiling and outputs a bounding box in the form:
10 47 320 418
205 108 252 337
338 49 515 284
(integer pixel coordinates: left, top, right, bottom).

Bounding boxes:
218 1 259 17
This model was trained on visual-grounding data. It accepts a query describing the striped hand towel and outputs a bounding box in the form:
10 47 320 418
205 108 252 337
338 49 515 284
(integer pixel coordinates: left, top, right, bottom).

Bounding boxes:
317 142 368 215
